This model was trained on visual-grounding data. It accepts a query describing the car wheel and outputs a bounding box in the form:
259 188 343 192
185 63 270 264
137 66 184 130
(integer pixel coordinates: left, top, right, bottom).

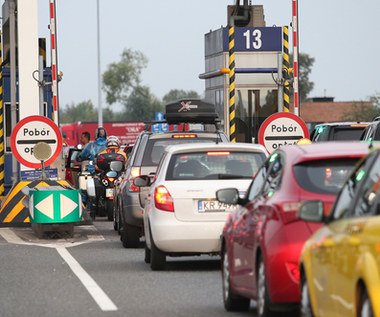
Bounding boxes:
257 255 274 317
144 244 151 264
150 233 166 271
359 287 374 317
300 273 314 317
121 223 140 248
222 246 250 311
106 200 113 221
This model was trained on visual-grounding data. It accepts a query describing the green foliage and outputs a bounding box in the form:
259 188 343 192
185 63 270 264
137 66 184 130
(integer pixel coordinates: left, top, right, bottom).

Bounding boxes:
289 53 315 102
102 48 148 105
162 89 200 104
59 100 98 123
342 100 380 121
121 86 164 121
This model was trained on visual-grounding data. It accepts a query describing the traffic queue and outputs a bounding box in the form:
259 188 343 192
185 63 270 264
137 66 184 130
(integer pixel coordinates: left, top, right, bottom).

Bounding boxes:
64 100 380 317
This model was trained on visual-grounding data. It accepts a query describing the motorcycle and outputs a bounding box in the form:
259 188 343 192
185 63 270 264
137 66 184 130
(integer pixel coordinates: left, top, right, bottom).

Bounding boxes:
87 160 124 221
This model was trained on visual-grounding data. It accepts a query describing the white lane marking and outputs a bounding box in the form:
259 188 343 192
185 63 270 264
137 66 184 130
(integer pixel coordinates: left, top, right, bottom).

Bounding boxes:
0 227 116 311
56 246 117 312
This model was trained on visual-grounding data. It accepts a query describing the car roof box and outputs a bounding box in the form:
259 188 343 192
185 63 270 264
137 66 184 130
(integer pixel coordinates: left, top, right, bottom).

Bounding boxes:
164 99 218 124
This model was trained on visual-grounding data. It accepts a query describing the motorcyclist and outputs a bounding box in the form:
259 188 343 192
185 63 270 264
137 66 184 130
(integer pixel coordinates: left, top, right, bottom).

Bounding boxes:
79 127 107 163
95 135 127 171
90 136 127 220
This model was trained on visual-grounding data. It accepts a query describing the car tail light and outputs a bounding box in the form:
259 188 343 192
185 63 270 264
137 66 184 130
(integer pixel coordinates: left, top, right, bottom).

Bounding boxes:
130 167 140 178
154 185 174 212
279 202 300 224
172 134 197 138
128 167 141 192
285 261 300 283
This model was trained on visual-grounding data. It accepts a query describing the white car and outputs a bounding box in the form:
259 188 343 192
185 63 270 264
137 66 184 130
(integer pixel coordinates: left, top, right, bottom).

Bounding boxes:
134 142 268 270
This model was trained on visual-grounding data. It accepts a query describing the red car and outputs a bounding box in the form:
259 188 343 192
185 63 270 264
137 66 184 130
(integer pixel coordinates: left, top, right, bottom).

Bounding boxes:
216 142 370 316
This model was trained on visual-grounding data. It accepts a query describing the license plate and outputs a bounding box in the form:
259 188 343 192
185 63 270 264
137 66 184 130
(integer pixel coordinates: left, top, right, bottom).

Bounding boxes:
198 200 236 212
106 188 114 198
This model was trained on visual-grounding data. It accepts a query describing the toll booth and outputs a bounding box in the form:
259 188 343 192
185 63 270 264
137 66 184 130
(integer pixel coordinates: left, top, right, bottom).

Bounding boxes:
1 0 56 195
2 68 54 194
200 5 283 143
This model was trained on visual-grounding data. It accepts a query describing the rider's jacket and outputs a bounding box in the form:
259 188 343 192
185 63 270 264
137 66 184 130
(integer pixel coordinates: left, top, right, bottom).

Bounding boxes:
95 146 127 171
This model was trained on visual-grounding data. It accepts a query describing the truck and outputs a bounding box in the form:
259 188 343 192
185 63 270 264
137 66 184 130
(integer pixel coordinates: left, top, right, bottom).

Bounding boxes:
61 121 146 147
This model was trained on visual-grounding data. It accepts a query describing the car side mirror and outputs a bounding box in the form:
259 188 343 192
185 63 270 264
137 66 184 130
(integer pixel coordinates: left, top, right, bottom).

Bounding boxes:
133 175 151 187
297 201 325 222
216 188 240 205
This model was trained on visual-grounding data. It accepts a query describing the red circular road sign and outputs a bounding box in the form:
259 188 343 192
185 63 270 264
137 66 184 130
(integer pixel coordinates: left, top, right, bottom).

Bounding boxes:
258 112 309 153
11 116 63 168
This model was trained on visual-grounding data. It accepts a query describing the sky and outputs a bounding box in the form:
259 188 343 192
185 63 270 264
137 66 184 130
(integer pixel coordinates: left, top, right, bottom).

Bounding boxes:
12 1 380 109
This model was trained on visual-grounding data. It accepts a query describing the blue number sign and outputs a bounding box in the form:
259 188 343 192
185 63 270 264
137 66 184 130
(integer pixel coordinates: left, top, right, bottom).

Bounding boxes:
223 27 282 52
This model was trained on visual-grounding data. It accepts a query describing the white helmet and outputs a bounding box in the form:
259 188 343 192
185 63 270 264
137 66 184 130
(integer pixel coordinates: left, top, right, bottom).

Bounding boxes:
106 135 121 148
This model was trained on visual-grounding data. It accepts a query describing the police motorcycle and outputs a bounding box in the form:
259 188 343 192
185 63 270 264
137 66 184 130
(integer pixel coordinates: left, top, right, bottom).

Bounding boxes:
86 141 125 221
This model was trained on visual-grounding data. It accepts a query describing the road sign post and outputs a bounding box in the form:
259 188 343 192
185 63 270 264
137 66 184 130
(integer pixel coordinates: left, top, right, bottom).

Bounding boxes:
258 112 309 153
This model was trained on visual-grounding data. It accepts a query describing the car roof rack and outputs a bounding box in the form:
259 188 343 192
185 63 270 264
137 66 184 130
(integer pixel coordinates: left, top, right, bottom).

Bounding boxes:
164 99 219 125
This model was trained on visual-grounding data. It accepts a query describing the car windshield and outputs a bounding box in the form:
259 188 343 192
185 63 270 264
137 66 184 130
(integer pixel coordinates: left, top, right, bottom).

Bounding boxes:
293 158 359 195
141 138 220 166
165 151 266 180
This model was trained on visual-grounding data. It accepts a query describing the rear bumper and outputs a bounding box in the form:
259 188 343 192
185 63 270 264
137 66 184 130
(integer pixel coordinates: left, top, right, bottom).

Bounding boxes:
149 209 225 253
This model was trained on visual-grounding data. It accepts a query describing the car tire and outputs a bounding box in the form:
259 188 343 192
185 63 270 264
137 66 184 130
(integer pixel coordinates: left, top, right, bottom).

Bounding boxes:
222 246 250 311
359 287 374 317
257 255 274 317
300 273 314 317
144 244 151 264
121 223 140 248
150 233 166 271
106 200 113 221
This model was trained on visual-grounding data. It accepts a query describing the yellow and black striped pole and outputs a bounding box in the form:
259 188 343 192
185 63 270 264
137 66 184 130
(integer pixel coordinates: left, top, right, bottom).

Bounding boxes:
0 30 5 200
283 26 290 112
228 25 236 143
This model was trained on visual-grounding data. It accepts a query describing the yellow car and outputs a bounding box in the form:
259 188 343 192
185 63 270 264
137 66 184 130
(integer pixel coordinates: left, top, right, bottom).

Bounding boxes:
298 146 380 317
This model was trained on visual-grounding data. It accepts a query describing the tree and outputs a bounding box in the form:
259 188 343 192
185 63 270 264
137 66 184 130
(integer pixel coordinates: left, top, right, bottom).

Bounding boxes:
289 53 315 102
162 89 200 104
103 48 148 105
342 94 380 121
121 86 164 121
59 100 98 123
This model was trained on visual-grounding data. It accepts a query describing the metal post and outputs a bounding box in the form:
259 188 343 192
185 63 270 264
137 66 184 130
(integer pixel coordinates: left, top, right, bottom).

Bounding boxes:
292 0 299 116
283 26 290 112
228 21 236 143
39 56 45 116
0 30 5 200
277 53 283 112
49 0 59 124
9 0 18 185
97 0 103 128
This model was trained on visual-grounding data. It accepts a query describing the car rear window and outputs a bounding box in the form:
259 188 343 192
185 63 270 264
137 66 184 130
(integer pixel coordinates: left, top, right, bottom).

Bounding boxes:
331 127 366 141
313 126 367 142
166 151 266 180
141 138 220 167
293 158 359 195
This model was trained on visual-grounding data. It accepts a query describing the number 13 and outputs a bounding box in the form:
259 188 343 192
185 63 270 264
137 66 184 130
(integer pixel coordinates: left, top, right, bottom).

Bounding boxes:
243 29 262 49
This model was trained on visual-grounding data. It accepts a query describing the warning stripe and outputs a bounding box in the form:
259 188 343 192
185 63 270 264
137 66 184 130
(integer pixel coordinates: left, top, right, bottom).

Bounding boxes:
228 25 236 143
0 180 73 223
283 26 290 113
